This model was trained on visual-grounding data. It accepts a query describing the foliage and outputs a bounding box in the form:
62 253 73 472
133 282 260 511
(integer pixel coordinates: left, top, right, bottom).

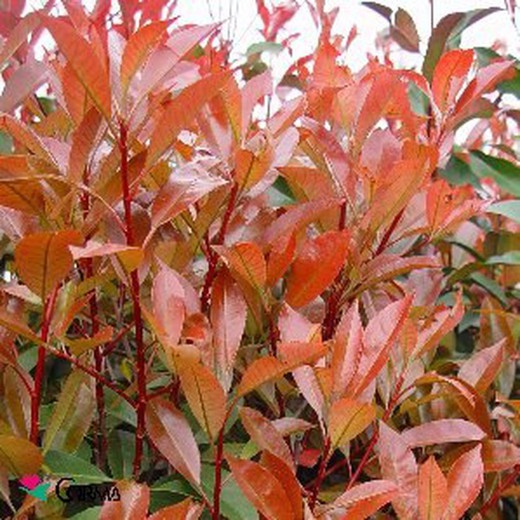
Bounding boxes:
0 0 519 518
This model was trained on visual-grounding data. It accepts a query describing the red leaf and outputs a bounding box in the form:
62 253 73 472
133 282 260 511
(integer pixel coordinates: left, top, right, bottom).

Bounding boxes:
329 398 375 448
481 440 520 473
226 455 294 520
266 232 296 286
418 456 447 520
285 230 349 308
432 50 474 113
100 481 149 520
145 398 200 485
378 423 418 519
443 445 484 520
401 419 486 448
45 17 111 119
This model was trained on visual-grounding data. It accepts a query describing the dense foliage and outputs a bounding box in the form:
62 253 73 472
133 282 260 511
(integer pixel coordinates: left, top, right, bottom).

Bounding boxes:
0 1 519 518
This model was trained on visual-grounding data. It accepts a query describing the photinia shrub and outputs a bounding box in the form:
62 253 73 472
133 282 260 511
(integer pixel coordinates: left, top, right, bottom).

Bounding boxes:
0 0 519 518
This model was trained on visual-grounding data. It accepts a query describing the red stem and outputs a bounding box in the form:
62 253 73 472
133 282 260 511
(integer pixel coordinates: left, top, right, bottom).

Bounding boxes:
201 182 238 312
212 425 225 519
374 208 405 257
309 436 331 510
119 121 147 480
30 287 58 444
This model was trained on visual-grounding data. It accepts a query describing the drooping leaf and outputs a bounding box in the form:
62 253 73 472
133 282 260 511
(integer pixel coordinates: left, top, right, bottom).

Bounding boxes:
328 398 375 449
15 230 83 300
226 455 294 520
145 398 200 485
210 270 246 392
418 456 447 520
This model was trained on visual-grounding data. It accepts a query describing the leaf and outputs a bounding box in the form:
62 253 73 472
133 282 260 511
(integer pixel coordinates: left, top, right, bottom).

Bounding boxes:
458 339 505 393
481 440 520 472
266 231 296 286
146 72 231 167
210 270 247 391
488 200 520 224
151 163 228 230
0 58 48 113
100 480 150 520
15 230 83 300
261 452 303 519
177 361 226 442
64 326 114 356
442 446 483 520
70 241 144 273
43 370 95 454
44 450 109 483
329 399 375 449
422 8 500 81
120 21 168 95
331 300 364 399
147 499 195 520
432 50 474 113
145 398 200 485
391 8 419 52
151 261 186 348
401 419 486 448
246 41 284 56
226 455 294 520
45 17 111 119
330 480 397 518
418 456 447 520
361 2 392 20
0 435 42 476
378 423 418 519
239 408 293 467
470 151 520 197
285 230 349 308
0 308 43 344
3 366 31 438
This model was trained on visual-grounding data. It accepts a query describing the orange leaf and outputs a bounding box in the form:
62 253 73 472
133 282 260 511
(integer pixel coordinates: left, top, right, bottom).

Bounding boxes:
239 408 293 468
45 17 111 120
432 50 474 113
15 230 83 300
266 232 296 287
147 499 197 520
329 480 397 519
145 398 200 485
100 480 149 520
328 398 375 448
286 230 349 308
261 452 303 520
146 72 231 167
0 435 43 476
443 445 483 520
418 456 447 520
226 455 295 520
121 21 168 95
177 361 226 442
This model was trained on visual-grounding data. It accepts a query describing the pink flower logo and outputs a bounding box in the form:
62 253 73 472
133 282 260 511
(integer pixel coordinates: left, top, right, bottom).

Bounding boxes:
19 474 41 490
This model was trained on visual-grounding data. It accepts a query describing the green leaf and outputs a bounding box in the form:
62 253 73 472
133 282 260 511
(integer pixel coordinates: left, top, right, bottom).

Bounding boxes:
486 251 520 265
470 151 520 197
44 451 110 484
408 82 430 116
246 42 283 56
107 430 135 480
470 272 508 305
488 200 520 223
68 508 102 520
43 370 95 455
